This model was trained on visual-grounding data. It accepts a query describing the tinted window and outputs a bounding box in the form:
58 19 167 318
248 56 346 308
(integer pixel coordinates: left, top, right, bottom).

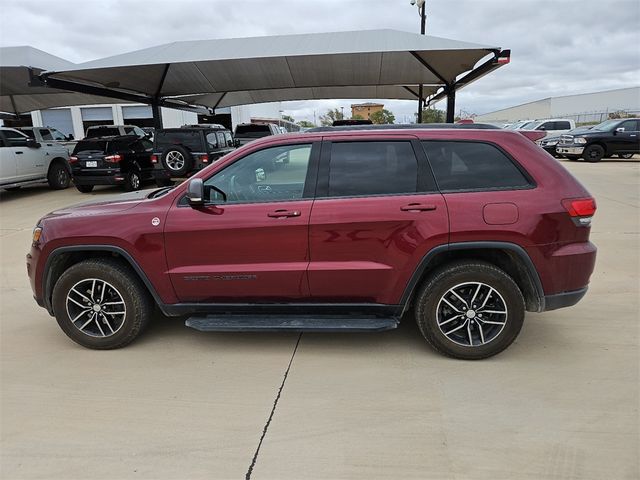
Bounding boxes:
555 121 571 130
74 140 108 153
86 127 119 137
224 132 233 147
40 129 54 140
619 120 639 132
216 132 226 147
2 130 29 147
328 142 417 197
235 124 272 138
20 130 36 139
422 141 531 191
204 144 312 203
206 132 218 148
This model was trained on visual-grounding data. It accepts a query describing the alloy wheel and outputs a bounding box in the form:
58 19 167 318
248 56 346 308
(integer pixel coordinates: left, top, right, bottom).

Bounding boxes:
65 278 127 338
165 151 185 171
436 282 508 347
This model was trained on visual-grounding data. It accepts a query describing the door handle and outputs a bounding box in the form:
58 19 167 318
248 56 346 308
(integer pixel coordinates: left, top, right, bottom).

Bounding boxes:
400 203 437 212
267 209 301 218
15 151 24 155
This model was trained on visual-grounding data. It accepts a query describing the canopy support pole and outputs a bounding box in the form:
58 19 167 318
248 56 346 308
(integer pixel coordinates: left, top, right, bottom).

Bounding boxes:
446 87 456 123
151 102 163 129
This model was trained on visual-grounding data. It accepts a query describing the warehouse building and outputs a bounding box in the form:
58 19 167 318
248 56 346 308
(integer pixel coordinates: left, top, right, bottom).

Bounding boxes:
474 87 640 125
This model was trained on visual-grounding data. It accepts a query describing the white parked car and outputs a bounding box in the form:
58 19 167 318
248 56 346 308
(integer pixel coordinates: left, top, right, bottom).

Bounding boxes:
519 119 576 138
0 127 71 191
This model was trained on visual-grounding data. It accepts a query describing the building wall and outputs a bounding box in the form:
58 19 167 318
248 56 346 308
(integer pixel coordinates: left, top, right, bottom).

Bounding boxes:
475 87 640 124
351 103 384 120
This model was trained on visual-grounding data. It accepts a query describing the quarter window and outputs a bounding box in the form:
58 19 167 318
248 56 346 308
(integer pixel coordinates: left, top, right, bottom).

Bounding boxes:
204 144 312 203
422 141 531 191
327 141 418 197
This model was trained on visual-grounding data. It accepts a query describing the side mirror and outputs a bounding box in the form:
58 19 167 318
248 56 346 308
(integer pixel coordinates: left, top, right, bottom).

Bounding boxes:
615 127 625 133
186 178 205 207
26 139 41 149
67 134 75 140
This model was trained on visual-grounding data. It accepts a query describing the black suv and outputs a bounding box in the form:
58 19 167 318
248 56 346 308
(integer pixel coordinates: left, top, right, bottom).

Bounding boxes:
70 135 154 192
151 124 236 186
557 118 640 162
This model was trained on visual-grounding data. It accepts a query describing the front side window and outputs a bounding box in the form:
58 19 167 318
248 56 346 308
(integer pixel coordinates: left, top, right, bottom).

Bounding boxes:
327 141 418 197
224 132 233 147
422 141 531 191
204 144 312 203
49 128 68 141
216 132 226 148
40 129 54 140
619 120 639 132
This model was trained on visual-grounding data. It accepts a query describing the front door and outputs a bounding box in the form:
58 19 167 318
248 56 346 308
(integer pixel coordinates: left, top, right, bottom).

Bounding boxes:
164 141 319 303
307 138 449 305
611 119 640 154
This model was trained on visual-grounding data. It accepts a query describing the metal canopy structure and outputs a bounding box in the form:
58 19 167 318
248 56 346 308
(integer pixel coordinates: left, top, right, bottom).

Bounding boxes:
0 46 131 115
40 29 510 124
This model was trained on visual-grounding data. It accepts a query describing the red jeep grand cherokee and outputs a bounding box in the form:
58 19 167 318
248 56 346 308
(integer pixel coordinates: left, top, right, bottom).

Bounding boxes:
26 127 597 359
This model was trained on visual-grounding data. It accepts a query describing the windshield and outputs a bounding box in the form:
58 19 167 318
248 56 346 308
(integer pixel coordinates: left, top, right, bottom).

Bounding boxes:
590 119 621 131
519 121 537 130
505 121 528 130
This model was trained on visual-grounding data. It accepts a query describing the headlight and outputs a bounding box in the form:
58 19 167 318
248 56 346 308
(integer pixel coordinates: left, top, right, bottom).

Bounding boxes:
545 140 558 146
574 137 587 144
32 226 43 244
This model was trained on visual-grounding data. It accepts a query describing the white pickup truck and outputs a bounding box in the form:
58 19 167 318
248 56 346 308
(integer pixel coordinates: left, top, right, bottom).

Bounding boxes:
0 127 71 191
18 126 77 152
519 118 576 138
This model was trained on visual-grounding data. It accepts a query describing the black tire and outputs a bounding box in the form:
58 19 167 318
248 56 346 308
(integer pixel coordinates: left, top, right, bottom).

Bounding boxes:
161 146 193 176
51 258 153 349
582 144 605 163
75 184 94 193
618 153 635 159
414 261 525 360
564 155 580 161
47 161 70 190
124 169 142 191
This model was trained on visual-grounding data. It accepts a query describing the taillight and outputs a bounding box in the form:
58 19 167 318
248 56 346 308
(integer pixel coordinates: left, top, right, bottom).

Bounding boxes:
201 154 209 163
150 155 158 164
562 198 596 226
104 154 122 163
69 156 78 163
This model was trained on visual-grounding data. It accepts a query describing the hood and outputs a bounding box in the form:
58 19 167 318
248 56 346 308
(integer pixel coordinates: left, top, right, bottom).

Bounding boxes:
566 126 593 135
42 189 151 220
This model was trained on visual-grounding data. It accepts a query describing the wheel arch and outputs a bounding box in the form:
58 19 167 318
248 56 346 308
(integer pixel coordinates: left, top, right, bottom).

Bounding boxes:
47 156 71 174
43 245 164 316
401 242 545 313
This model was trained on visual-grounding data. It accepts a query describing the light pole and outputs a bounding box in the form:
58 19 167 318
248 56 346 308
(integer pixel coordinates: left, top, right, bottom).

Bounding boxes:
410 0 426 123
340 106 344 119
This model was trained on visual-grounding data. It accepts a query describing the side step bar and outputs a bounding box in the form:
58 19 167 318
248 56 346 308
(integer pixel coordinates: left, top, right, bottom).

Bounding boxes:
185 315 399 332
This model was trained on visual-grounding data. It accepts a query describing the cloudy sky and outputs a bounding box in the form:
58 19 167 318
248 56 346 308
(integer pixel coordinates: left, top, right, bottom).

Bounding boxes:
1 0 639 123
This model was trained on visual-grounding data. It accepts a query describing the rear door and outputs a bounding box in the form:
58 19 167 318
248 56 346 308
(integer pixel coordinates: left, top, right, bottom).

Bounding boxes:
164 141 320 302
307 136 448 305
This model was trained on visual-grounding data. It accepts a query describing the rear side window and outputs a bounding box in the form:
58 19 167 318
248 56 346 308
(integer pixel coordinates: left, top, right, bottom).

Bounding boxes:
555 121 571 130
422 141 531 191
327 141 418 197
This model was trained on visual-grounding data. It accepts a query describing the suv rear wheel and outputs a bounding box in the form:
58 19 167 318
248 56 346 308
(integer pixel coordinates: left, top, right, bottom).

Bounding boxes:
414 261 525 360
124 169 142 191
51 259 153 349
161 146 193 176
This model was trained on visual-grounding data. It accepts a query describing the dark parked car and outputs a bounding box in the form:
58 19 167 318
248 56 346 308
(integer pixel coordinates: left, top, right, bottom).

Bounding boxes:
233 123 281 146
557 118 640 162
70 135 154 192
151 124 235 186
28 127 596 359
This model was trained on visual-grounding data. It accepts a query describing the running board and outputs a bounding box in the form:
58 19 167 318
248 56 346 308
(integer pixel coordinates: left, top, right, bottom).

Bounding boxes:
185 315 399 332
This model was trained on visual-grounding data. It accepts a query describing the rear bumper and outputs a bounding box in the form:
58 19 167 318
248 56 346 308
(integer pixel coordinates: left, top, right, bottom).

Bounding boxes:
543 287 588 311
72 174 123 186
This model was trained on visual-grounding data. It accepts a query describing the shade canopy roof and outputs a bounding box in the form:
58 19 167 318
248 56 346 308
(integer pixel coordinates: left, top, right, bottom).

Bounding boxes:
0 46 130 115
42 29 508 111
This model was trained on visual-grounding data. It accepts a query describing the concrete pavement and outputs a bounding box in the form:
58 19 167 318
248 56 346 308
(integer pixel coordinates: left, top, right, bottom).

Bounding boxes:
1 158 638 479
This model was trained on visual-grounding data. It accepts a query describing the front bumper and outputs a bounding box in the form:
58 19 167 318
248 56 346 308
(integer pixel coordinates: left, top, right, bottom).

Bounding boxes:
557 146 585 155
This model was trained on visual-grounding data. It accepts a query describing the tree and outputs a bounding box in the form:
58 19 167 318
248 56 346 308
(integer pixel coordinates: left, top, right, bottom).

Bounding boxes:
319 108 344 126
297 120 315 128
420 108 445 123
281 114 295 123
369 109 395 125
352 114 365 120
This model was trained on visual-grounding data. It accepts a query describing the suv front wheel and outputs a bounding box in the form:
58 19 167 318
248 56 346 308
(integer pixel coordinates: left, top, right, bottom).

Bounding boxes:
51 258 153 349
414 261 525 360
